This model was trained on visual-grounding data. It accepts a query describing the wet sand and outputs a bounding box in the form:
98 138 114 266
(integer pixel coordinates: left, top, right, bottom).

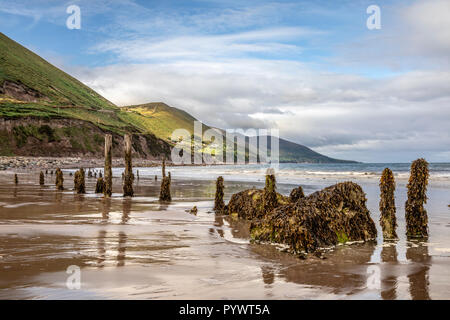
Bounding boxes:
1 169 450 299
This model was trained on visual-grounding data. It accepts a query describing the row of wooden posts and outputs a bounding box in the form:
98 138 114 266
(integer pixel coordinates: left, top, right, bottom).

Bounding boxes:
14 133 430 239
15 134 172 201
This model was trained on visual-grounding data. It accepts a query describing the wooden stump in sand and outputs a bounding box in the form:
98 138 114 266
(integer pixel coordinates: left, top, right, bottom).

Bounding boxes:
104 134 113 197
405 158 429 238
95 177 105 193
379 168 398 240
55 168 64 191
39 171 45 186
263 169 278 212
74 168 86 194
123 134 134 197
214 176 225 213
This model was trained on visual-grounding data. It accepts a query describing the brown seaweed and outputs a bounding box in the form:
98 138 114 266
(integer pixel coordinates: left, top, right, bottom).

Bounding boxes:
250 182 377 254
405 158 429 238
379 168 398 240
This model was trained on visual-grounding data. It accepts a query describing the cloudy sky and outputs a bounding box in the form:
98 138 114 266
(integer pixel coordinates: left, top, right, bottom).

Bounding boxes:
1 0 449 162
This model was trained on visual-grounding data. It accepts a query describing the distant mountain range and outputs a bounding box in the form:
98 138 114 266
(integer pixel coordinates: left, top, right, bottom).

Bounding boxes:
0 32 355 163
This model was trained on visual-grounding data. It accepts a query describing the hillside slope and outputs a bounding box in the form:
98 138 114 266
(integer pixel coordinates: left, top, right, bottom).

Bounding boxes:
0 32 170 158
0 32 354 163
125 105 355 163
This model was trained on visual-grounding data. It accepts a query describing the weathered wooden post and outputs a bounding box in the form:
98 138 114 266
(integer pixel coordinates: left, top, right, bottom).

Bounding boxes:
95 177 105 193
263 169 277 212
55 168 64 191
104 134 113 197
123 134 134 197
379 168 398 240
214 176 225 213
159 162 171 201
74 168 85 194
14 173 18 185
39 171 45 186
405 158 429 238
162 158 166 178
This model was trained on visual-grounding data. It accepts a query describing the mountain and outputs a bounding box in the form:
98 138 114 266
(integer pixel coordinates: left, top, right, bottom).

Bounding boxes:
0 32 354 163
0 32 170 158
125 104 355 163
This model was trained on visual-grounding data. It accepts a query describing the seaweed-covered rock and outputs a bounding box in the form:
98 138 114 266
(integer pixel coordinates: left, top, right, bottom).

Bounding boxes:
405 158 429 238
379 168 398 240
250 182 377 254
289 186 305 203
227 188 289 219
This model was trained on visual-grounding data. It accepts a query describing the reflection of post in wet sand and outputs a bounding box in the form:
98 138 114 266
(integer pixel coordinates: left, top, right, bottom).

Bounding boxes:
97 230 107 268
261 266 275 286
380 242 398 300
54 190 62 203
117 231 127 267
73 194 84 212
211 214 224 238
122 198 131 224
406 240 431 300
102 197 111 221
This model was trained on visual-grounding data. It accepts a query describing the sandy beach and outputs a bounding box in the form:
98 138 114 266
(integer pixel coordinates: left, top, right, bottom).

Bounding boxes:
1 163 450 300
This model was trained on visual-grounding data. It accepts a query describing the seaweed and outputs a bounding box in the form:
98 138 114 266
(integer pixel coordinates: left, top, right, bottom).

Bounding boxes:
55 168 64 190
74 168 86 194
379 168 398 240
405 158 429 238
289 186 305 203
214 176 225 213
250 182 377 254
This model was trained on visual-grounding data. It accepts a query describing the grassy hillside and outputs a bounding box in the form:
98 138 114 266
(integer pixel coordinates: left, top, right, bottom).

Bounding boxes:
0 32 170 157
120 102 211 141
0 32 115 110
0 32 354 163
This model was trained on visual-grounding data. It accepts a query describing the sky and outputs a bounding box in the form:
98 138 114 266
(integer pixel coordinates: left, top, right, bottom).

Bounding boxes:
0 0 449 163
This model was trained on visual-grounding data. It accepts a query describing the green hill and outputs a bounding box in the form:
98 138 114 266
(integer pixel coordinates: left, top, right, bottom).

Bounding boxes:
0 32 354 163
0 32 170 157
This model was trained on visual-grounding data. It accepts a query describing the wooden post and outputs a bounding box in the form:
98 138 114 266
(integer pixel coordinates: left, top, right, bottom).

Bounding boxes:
405 158 429 238
104 134 113 197
14 174 18 185
159 170 171 201
95 177 105 193
263 169 277 212
123 134 134 197
214 176 225 213
162 158 166 178
380 168 398 240
74 168 85 194
55 168 64 191
39 171 45 186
